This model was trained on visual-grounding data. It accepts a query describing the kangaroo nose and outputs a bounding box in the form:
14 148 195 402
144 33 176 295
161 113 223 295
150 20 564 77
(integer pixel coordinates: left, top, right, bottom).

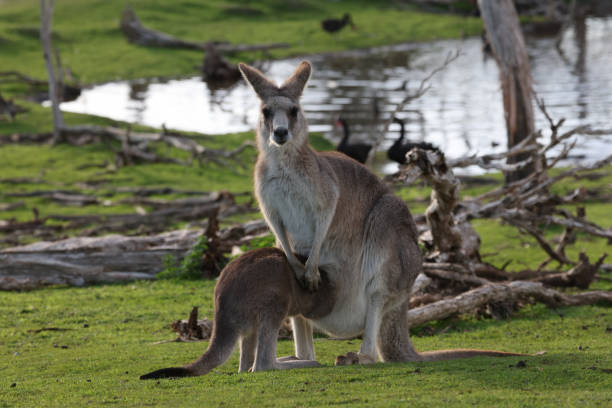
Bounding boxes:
273 127 288 144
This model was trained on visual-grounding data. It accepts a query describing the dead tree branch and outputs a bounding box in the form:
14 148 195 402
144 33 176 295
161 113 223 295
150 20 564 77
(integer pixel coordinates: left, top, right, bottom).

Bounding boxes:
406 280 612 328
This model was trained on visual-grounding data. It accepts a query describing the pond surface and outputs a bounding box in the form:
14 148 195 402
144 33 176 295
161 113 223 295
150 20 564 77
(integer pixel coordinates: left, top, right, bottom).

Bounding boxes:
61 17 612 173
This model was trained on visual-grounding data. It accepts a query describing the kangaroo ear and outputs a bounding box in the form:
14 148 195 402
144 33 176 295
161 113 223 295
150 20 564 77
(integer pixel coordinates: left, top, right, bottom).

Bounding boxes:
238 63 277 100
280 61 312 100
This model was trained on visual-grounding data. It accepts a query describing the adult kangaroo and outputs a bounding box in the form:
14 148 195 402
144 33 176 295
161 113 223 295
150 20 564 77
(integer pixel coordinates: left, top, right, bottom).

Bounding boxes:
238 61 525 364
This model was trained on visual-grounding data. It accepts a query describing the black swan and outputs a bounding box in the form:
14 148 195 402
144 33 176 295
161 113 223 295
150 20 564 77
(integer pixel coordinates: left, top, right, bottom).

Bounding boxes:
387 117 438 164
336 118 372 164
321 13 355 34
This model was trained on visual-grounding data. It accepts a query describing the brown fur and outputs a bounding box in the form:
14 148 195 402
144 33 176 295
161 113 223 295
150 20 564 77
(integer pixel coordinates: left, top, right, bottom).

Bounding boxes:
140 248 334 379
238 61 528 365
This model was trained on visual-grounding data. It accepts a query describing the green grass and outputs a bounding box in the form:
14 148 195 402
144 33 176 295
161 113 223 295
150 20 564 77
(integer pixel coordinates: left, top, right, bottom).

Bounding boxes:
0 0 482 94
0 2 610 406
1 279 610 407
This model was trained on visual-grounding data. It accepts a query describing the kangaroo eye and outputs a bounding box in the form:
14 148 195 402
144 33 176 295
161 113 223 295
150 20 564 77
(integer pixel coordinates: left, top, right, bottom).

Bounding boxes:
262 107 272 119
289 106 298 117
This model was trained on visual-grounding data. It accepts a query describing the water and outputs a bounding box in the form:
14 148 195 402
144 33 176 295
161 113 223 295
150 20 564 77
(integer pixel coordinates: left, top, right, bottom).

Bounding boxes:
60 17 612 173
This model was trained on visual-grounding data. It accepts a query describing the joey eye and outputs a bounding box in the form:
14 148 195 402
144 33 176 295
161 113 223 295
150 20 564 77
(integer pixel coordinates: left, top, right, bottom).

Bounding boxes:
262 107 272 119
289 106 299 117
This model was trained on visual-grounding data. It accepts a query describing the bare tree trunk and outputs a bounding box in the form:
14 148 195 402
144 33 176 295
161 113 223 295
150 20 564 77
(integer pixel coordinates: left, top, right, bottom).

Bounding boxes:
40 0 64 144
478 0 536 182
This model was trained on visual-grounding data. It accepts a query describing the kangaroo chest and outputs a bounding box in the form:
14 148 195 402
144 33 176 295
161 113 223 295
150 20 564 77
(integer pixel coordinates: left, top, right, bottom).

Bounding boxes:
256 167 318 252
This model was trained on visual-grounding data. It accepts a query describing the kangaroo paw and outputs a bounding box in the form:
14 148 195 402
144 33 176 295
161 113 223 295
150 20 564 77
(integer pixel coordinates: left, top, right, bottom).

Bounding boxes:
303 268 321 291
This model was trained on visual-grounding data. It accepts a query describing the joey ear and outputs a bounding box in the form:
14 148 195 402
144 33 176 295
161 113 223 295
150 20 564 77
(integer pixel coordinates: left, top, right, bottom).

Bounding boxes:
280 61 312 100
238 63 277 99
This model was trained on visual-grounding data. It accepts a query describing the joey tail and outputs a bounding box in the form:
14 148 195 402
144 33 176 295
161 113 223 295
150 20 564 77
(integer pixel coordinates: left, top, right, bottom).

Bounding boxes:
140 366 194 380
140 318 239 380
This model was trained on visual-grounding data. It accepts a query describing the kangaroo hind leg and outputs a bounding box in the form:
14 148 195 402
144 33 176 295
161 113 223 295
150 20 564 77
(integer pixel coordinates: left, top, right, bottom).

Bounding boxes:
378 299 422 362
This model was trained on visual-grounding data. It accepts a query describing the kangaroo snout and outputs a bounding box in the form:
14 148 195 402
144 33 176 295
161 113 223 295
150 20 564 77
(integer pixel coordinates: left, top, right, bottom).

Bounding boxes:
273 127 289 145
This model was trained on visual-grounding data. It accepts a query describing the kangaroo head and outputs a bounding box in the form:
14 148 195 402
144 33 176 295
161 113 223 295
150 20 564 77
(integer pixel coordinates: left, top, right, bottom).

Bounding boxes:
238 61 311 150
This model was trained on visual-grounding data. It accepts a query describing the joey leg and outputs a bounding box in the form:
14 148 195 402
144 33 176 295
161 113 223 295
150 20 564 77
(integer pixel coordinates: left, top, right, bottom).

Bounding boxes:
239 331 257 373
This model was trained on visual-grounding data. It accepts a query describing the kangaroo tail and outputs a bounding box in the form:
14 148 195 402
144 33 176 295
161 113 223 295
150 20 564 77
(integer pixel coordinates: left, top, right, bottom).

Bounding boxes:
140 319 239 380
418 349 529 362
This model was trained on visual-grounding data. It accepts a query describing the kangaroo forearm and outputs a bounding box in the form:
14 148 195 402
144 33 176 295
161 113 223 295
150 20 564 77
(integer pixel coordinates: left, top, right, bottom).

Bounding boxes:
306 202 337 267
265 211 300 264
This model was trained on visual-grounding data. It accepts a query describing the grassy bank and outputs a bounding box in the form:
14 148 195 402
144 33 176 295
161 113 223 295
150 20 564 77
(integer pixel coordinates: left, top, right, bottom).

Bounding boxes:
1 279 611 407
0 0 481 93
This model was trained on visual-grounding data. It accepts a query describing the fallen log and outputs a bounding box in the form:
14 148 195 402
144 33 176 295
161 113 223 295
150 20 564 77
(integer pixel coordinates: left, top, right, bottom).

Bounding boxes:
406 280 612 327
0 217 270 290
120 5 288 53
120 5 203 50
0 229 200 290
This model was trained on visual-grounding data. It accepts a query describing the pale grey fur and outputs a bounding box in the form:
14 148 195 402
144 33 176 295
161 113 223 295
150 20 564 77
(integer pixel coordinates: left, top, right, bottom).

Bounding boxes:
238 61 526 364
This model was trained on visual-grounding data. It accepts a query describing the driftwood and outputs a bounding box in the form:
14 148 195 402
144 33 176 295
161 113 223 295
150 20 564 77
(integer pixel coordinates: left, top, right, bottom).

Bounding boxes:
120 5 288 53
421 252 607 293
406 280 612 327
392 98 611 327
0 217 269 290
0 230 198 290
402 136 610 278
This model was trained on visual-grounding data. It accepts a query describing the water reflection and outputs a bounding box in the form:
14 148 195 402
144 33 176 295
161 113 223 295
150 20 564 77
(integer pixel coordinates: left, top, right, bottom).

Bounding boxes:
61 17 612 170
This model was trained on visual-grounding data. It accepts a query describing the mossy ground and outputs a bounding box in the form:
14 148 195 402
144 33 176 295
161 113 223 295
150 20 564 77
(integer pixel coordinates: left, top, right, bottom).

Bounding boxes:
1 1 611 407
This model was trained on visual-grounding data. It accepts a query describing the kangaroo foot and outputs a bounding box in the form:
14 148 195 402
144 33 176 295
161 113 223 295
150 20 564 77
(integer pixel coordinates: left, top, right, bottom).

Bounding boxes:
335 351 376 366
276 359 322 370
277 356 299 362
